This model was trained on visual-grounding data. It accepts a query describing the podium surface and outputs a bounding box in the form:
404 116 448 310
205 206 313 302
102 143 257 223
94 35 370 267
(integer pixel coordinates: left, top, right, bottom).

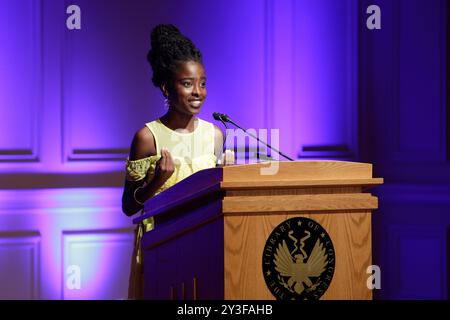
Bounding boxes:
134 161 383 300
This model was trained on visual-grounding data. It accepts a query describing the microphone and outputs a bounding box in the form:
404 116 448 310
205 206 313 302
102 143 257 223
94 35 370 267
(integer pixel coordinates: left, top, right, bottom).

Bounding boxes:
212 112 294 161
212 112 230 122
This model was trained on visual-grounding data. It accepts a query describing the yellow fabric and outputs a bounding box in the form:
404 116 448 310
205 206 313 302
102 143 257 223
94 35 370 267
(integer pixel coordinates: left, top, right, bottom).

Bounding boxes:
126 117 217 190
126 117 217 299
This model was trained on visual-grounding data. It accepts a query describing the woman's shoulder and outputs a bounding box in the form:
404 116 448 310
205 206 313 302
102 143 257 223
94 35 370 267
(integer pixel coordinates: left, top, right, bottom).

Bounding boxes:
135 125 154 141
129 125 156 160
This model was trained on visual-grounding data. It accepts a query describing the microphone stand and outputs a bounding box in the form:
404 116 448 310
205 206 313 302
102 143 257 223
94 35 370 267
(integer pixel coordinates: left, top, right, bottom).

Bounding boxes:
215 113 294 162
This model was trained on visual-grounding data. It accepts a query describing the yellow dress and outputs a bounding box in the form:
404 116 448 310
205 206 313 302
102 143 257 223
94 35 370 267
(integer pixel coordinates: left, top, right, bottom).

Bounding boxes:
125 117 217 299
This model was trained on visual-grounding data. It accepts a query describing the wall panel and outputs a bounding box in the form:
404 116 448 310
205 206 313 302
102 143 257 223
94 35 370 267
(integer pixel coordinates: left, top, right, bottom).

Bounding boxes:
62 230 134 299
292 0 358 159
0 188 134 299
0 232 40 299
0 0 41 162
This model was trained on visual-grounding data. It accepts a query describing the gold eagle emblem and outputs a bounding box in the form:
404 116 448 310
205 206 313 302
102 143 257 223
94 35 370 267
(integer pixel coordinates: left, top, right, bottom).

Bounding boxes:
274 238 328 294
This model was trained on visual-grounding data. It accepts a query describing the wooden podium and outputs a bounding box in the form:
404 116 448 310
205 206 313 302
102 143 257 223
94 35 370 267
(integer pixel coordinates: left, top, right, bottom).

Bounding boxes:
134 161 383 300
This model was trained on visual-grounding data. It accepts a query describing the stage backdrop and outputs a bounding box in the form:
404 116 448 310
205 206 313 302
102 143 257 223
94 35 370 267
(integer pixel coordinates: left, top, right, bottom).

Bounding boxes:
0 0 448 300
360 0 450 299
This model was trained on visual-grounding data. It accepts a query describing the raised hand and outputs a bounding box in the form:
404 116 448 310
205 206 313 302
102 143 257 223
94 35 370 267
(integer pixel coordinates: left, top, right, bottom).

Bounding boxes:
152 147 175 185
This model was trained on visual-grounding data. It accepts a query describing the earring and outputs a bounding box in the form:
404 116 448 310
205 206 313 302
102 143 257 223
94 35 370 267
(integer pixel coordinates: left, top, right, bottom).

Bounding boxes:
164 97 170 109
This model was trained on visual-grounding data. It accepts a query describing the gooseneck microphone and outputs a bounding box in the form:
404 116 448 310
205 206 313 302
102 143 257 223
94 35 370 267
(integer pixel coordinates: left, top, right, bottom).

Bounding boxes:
212 112 294 161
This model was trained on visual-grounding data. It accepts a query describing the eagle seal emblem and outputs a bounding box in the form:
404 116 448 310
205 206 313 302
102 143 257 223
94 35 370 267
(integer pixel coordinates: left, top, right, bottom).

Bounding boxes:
262 217 335 300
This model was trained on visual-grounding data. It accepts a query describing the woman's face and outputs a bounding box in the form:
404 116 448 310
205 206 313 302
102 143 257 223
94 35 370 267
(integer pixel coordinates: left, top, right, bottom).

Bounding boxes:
165 60 206 116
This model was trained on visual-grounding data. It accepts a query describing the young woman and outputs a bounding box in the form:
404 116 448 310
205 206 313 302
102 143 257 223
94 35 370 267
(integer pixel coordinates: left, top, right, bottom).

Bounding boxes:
121 24 232 299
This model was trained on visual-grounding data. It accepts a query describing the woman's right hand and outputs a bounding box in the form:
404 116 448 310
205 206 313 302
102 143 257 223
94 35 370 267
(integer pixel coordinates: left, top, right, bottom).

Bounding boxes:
150 147 175 186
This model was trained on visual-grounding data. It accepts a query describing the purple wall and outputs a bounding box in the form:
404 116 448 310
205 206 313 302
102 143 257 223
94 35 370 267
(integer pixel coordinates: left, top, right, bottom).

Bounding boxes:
359 0 449 299
0 0 448 299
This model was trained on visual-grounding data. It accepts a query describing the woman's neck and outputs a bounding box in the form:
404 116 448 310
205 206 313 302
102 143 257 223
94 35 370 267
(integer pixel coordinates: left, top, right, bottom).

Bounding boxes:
160 109 198 132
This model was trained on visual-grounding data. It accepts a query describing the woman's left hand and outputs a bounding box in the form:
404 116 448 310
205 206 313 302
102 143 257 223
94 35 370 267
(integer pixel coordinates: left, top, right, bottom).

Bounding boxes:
221 149 235 166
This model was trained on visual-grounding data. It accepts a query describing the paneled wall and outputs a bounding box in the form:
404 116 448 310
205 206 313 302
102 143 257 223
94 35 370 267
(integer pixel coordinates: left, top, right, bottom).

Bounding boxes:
0 0 367 299
0 231 40 299
269 0 358 159
0 0 358 174
0 188 133 299
2 0 448 300
359 0 449 299
0 0 40 162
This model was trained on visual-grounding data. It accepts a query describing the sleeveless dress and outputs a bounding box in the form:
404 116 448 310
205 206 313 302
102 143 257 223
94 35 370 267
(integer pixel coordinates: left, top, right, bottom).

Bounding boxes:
125 117 217 299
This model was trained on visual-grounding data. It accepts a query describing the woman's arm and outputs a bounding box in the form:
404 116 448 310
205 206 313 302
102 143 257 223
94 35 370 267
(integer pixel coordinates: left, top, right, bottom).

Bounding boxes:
122 127 155 216
121 127 174 216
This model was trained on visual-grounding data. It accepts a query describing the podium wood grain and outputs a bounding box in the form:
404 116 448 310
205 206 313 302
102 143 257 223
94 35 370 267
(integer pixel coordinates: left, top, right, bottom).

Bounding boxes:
138 161 382 300
224 212 372 300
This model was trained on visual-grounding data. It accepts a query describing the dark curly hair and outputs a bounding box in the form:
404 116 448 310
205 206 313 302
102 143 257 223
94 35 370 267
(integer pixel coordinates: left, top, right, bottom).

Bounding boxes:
147 24 203 88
